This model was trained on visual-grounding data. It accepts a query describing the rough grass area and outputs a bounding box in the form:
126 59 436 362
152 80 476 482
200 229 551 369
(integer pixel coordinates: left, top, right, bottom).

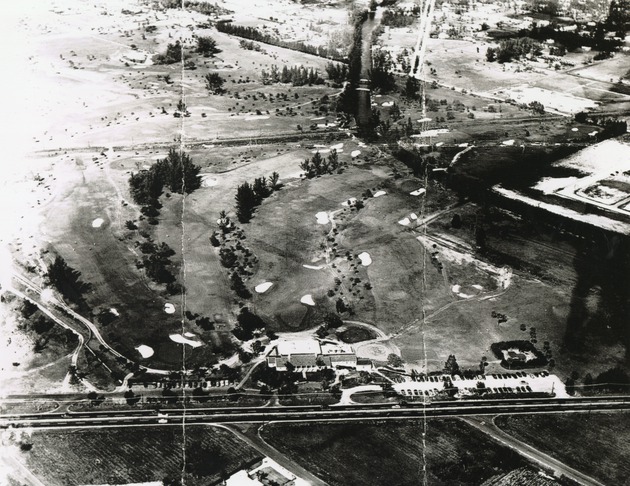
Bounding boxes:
20 425 262 486
495 413 630 486
261 420 527 486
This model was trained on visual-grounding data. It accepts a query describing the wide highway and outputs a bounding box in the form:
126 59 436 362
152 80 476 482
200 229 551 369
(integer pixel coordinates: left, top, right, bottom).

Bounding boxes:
3 396 630 429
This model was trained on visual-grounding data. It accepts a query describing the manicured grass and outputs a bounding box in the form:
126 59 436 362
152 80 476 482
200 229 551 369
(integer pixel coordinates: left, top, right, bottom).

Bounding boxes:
495 412 630 485
261 419 526 486
21 425 262 486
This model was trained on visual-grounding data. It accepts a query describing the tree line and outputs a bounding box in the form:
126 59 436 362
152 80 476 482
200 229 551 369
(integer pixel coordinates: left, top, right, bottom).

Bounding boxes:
129 149 202 210
380 6 420 28
216 21 345 62
235 172 281 223
299 150 342 178
486 37 542 63
260 64 325 86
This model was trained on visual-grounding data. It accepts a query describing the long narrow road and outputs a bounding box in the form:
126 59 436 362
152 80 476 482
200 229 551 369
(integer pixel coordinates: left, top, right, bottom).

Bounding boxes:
462 416 605 486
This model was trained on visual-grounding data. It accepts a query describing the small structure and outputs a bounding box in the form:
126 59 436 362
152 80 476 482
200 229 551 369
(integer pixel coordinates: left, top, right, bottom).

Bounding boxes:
225 456 309 486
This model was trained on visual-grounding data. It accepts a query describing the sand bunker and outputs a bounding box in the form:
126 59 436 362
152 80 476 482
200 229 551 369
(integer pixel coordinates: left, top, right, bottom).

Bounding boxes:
330 143 344 150
358 252 372 266
169 334 202 347
184 332 196 338
110 308 119 317
373 190 386 197
135 344 154 358
255 282 273 293
202 175 218 187
381 101 394 107
303 264 323 270
300 294 315 306
92 218 104 228
164 303 175 314
245 115 270 121
342 197 357 206
398 217 411 226
410 188 426 196
351 150 361 158
502 139 515 146
316 212 329 224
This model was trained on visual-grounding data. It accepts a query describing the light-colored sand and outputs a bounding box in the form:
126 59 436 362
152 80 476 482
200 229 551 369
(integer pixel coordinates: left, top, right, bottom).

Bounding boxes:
164 303 175 314
183 332 196 338
303 264 323 270
373 190 386 197
92 218 104 228
109 308 119 317
135 344 154 358
502 139 515 146
341 197 357 206
381 101 394 107
330 143 344 150
300 294 315 306
410 188 426 196
398 217 410 226
255 282 273 293
244 115 270 121
315 211 329 224
169 334 202 347
358 252 372 266
351 150 361 158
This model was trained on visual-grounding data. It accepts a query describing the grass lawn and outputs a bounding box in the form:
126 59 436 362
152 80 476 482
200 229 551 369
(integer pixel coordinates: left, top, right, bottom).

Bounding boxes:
495 412 630 485
261 419 527 486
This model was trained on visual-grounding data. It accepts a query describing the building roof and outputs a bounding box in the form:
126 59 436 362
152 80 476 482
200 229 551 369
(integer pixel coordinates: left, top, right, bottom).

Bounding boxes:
288 354 319 368
321 342 355 355
276 339 321 356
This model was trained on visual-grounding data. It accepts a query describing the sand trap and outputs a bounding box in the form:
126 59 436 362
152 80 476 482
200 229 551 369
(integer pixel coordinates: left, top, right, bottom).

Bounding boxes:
109 308 119 317
342 197 357 206
418 117 432 123
330 143 344 150
571 127 579 132
316 212 329 224
413 128 449 138
300 294 315 306
169 334 202 347
435 142 444 147
312 149 331 154
92 218 104 228
410 188 426 196
135 345 154 358
164 303 175 314
588 131 598 136
452 284 461 293
184 332 196 338
202 175 218 187
373 190 386 198
255 282 273 293
410 213 418 220
303 264 323 270
358 252 372 266
351 150 361 158
381 101 394 107
398 217 411 226
458 143 469 148
472 284 483 290
502 139 515 146
245 115 270 121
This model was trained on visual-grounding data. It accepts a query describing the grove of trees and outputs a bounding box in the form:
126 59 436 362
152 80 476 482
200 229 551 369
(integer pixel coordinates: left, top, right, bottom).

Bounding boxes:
234 172 280 223
261 64 324 86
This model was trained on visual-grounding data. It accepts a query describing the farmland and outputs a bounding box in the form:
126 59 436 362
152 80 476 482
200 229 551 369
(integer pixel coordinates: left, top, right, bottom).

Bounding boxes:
13 425 262 485
495 412 630 485
260 419 528 486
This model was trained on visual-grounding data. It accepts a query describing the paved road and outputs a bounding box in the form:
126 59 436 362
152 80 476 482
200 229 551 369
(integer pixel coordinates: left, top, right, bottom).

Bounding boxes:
462 416 605 486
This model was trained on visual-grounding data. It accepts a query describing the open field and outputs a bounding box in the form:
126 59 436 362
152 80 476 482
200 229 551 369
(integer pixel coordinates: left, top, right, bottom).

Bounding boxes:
11 425 262 486
260 419 528 486
495 412 630 485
